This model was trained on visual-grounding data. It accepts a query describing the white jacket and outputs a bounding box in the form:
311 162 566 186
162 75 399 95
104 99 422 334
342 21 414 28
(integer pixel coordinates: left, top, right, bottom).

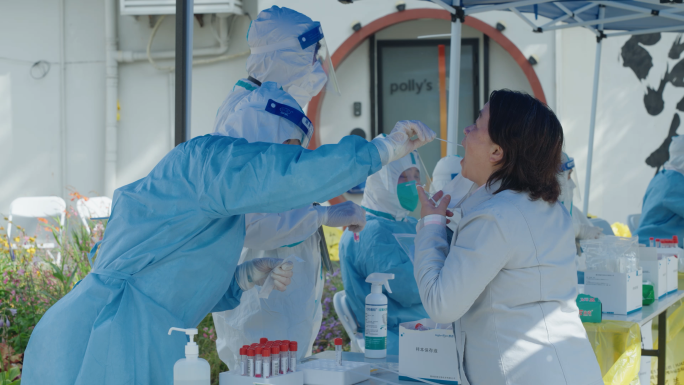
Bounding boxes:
414 182 602 385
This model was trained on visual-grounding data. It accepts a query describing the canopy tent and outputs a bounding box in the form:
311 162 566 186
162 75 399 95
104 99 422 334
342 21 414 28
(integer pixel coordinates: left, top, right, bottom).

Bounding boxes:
420 0 684 215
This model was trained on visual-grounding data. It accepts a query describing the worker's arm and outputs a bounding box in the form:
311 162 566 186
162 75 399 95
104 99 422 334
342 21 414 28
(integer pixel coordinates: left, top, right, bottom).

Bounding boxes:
211 277 244 313
242 206 325 250
194 135 382 217
413 211 512 324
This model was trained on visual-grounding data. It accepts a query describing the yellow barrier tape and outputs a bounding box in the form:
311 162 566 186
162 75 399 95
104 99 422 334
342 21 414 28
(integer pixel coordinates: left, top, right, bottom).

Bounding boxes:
583 320 641 385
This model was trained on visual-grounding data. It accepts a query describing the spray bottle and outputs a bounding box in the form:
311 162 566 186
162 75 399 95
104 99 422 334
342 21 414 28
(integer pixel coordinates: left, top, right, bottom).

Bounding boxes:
168 328 210 385
364 273 394 359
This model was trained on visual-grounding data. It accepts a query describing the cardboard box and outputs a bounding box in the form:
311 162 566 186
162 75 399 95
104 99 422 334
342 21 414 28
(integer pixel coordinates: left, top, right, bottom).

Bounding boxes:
658 247 682 294
584 268 643 315
576 294 602 323
399 319 460 385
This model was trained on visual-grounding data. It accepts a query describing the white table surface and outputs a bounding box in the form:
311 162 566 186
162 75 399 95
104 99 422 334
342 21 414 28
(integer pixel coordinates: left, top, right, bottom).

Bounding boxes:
602 290 684 326
306 352 434 385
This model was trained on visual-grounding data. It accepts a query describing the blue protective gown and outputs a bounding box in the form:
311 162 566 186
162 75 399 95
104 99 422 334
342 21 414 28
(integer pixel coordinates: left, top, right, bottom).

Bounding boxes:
339 212 428 355
637 169 684 247
22 134 381 385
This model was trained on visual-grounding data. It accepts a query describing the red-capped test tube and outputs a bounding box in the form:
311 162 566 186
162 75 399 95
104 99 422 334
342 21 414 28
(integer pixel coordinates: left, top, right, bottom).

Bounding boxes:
255 346 263 378
262 348 271 378
260 337 268 344
656 238 661 248
239 347 247 376
650 237 655 247
247 348 255 377
271 344 280 376
334 338 343 366
280 342 289 374
289 341 298 372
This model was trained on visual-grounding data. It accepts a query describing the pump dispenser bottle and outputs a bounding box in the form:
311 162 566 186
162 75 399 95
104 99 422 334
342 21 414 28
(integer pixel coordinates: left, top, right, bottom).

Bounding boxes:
168 327 210 385
364 273 394 358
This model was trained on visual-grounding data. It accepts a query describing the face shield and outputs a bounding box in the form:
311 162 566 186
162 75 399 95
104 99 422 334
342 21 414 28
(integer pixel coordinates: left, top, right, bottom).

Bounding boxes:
265 99 314 148
298 23 341 95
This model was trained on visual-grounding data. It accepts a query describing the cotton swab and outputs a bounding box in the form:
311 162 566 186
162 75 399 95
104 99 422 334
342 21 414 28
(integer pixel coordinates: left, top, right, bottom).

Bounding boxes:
435 137 464 148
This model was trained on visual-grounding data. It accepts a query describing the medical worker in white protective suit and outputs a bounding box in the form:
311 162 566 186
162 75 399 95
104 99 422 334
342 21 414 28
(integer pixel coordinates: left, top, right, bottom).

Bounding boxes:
557 152 602 241
212 6 367 369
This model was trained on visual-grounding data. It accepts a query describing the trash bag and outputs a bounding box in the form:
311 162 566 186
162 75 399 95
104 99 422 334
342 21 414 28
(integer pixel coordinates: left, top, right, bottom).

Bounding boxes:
322 225 343 262
583 320 642 385
611 222 633 238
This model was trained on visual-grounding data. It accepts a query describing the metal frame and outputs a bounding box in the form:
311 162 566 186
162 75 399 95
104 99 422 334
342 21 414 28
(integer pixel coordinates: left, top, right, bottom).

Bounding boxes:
175 0 194 146
641 311 668 385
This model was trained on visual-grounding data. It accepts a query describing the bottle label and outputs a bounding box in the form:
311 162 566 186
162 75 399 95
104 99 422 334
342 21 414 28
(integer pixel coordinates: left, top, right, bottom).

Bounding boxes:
240 360 246 376
290 356 296 372
365 304 387 350
248 358 254 377
273 358 279 376
256 358 262 377
263 361 270 378
281 356 289 374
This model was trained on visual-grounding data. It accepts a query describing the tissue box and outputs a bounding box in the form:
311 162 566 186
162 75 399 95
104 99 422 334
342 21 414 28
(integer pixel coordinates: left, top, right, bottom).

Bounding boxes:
584 268 643 315
576 294 602 323
399 319 460 385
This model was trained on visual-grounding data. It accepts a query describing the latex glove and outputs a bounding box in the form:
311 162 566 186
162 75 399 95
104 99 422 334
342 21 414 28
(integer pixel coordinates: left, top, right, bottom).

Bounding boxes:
234 258 294 291
579 224 602 240
322 201 367 232
372 120 436 165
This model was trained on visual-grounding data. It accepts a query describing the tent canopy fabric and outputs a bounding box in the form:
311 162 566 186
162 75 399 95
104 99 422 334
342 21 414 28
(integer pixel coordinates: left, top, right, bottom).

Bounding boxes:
428 0 684 36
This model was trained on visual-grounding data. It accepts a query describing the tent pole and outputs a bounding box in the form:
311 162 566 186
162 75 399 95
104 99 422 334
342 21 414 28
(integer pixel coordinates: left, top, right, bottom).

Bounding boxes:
583 5 605 215
175 0 194 146
447 13 462 156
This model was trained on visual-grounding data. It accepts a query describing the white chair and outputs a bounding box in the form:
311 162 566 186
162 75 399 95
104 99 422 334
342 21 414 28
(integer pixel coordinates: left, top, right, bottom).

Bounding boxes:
627 214 641 235
333 291 365 353
76 197 112 234
8 196 66 263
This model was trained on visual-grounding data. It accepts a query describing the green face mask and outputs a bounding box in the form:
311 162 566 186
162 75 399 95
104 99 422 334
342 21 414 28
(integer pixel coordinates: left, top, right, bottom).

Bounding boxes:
397 181 419 212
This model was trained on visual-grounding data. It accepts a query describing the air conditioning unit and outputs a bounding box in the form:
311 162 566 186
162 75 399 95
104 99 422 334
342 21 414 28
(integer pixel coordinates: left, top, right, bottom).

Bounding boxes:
120 0 243 16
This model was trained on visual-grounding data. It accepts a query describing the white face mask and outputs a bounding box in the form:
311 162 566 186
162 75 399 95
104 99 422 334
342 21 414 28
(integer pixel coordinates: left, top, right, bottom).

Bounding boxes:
285 62 327 107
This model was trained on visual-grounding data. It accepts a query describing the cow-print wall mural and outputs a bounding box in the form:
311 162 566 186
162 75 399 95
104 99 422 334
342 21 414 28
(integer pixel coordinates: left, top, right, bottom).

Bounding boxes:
621 33 684 173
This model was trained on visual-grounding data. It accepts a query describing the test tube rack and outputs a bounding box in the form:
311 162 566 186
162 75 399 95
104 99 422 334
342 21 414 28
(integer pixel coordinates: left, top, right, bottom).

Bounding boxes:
298 359 370 385
219 370 304 385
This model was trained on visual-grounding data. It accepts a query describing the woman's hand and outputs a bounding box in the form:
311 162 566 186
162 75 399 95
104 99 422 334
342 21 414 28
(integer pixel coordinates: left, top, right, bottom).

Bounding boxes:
417 186 453 221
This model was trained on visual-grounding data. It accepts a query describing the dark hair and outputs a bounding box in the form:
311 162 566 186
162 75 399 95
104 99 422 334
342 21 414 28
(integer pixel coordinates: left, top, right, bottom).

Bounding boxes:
486 89 563 203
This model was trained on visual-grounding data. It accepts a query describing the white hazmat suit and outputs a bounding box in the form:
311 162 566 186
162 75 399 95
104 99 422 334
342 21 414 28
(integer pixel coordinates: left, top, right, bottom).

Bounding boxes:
212 6 368 370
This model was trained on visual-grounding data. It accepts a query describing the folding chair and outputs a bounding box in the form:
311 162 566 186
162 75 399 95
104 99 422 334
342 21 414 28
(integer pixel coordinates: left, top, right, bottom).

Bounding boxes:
8 196 66 263
76 197 112 234
333 290 365 353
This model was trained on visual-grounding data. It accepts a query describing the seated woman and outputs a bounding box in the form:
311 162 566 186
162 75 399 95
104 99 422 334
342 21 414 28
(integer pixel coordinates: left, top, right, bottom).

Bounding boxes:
637 135 684 247
414 90 602 385
339 149 428 355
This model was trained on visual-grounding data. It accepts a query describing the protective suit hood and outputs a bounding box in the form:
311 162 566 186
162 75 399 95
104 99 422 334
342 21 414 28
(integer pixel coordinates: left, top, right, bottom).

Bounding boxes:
213 82 308 145
665 135 684 176
361 145 421 221
247 6 327 107
431 155 463 193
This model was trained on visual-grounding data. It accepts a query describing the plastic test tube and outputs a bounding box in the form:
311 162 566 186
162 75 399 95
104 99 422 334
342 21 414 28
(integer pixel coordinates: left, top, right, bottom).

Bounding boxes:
280 342 289 374
656 239 661 248
650 237 655 247
334 338 343 366
289 341 298 373
255 346 263 378
239 347 247 376
260 337 268 344
262 348 271 378
247 348 255 377
271 344 280 376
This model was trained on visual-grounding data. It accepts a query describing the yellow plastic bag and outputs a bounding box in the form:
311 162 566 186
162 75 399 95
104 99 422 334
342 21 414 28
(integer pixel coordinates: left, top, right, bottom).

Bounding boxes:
649 299 684 384
321 225 344 262
583 320 642 385
611 222 633 238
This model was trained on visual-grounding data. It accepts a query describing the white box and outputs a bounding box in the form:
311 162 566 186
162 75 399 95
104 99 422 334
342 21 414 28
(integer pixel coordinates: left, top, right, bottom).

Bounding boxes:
299 359 370 385
399 319 460 385
220 370 303 385
658 247 683 293
584 268 643 315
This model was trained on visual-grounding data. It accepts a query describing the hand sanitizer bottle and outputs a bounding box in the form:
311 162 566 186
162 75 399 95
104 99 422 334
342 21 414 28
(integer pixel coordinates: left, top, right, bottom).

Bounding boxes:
364 273 394 359
168 327 210 385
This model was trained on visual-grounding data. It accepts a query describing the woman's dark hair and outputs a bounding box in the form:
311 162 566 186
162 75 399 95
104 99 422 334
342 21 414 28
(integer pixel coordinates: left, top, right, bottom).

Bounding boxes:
486 89 563 203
